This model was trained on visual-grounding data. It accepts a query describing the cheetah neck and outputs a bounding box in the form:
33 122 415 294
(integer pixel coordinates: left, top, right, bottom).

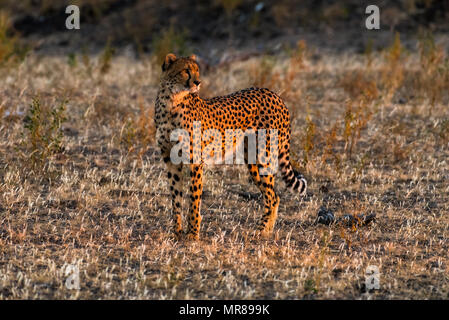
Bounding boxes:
171 91 190 106
156 84 204 116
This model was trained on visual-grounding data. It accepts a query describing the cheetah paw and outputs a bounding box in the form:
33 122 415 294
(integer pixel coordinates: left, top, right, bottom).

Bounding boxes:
255 229 272 239
185 232 199 241
170 230 184 241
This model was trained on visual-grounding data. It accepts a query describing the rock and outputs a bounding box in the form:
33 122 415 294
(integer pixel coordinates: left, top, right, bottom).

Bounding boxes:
316 206 335 225
316 207 376 227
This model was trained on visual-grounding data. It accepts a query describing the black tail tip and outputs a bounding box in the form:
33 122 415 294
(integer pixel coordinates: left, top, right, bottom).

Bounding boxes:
290 173 307 196
298 175 307 196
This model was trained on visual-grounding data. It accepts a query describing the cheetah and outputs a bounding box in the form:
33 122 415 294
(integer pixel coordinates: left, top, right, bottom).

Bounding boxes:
155 53 307 240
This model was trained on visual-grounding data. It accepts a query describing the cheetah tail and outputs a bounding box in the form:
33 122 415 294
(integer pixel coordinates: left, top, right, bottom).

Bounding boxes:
279 156 307 196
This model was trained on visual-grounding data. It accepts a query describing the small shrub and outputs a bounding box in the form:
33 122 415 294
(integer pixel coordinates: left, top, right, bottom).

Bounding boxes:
67 52 77 68
351 152 369 181
391 138 411 163
119 97 156 156
249 55 279 89
416 30 448 108
381 32 406 103
304 278 317 294
364 38 374 68
81 46 93 77
289 40 307 71
0 11 29 67
343 100 372 159
136 96 156 149
321 122 339 165
120 117 137 153
218 0 242 17
98 38 115 75
283 40 307 100
151 26 190 66
339 71 379 102
321 3 349 24
19 98 67 172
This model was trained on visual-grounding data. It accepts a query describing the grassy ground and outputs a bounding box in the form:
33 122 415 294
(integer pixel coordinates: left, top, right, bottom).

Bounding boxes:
0 33 449 299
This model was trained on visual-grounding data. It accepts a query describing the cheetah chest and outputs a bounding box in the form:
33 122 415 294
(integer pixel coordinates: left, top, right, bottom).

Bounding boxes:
155 95 185 152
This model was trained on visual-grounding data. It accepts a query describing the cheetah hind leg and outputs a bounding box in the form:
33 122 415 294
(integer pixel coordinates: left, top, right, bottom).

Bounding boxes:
247 164 279 237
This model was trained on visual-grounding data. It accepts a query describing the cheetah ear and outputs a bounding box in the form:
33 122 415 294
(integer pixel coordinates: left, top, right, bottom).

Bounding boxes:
162 53 177 71
189 54 197 61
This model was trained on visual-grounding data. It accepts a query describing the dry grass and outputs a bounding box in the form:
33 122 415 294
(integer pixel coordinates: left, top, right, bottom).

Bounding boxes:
0 35 448 299
0 10 29 67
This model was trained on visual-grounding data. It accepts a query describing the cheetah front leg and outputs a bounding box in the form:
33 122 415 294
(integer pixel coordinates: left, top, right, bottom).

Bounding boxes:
163 153 184 239
186 163 203 240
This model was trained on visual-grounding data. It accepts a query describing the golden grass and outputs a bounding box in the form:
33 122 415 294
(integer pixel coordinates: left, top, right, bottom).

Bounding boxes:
0 36 448 299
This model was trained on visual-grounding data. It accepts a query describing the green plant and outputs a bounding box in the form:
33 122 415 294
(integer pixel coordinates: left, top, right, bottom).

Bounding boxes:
19 98 67 172
392 138 411 163
250 55 278 88
0 10 29 67
67 52 77 68
381 32 406 103
351 152 369 181
321 122 342 175
249 11 261 30
343 100 372 159
283 40 307 100
321 3 349 24
304 278 317 294
119 97 155 156
81 46 93 76
136 96 156 152
339 71 379 102
151 26 189 66
120 117 137 153
416 30 448 109
289 40 307 70
364 38 374 68
219 0 241 17
99 39 115 75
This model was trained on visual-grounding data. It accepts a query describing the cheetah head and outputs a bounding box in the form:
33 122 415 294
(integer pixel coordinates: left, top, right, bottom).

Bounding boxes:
161 53 201 94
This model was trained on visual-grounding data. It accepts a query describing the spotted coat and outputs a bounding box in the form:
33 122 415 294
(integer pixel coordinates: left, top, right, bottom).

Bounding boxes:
155 54 307 240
